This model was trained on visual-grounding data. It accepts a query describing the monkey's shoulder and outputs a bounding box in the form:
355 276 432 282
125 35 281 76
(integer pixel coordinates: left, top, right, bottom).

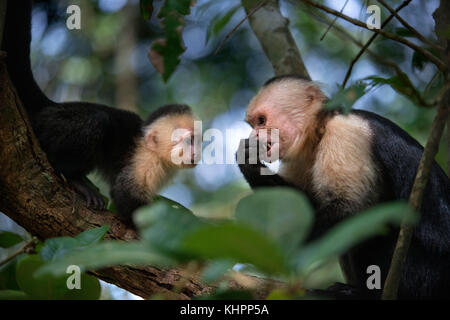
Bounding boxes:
311 113 378 204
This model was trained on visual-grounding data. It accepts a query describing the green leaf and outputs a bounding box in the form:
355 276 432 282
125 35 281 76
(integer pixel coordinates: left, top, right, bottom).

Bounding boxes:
16 254 69 299
16 254 101 299
158 0 192 17
135 198 204 259
140 0 154 20
40 226 109 261
40 237 81 262
235 187 313 255
63 273 101 300
0 231 24 248
0 260 20 290
75 225 109 246
325 82 367 114
394 27 416 38
365 74 423 106
294 202 417 271
206 5 241 42
201 259 235 284
0 290 29 300
148 0 194 81
411 46 441 71
183 222 289 275
36 242 174 277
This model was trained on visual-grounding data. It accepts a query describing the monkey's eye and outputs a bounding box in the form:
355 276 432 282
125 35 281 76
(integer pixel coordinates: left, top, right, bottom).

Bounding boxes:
257 115 266 126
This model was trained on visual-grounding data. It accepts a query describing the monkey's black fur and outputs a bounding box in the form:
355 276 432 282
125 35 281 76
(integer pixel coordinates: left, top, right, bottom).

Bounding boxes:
238 77 450 299
2 0 191 218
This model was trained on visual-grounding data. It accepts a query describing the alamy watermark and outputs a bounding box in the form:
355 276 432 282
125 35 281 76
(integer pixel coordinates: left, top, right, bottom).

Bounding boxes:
169 121 279 175
66 265 81 289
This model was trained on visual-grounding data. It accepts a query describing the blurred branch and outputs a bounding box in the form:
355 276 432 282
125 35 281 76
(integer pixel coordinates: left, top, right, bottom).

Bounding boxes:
382 85 449 299
377 0 442 51
319 0 348 41
242 0 310 78
341 0 412 87
309 10 431 107
214 0 268 56
115 3 138 112
0 237 37 268
300 0 446 73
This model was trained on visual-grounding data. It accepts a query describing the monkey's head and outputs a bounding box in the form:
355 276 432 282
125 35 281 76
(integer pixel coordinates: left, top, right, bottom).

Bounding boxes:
143 104 201 168
245 75 326 161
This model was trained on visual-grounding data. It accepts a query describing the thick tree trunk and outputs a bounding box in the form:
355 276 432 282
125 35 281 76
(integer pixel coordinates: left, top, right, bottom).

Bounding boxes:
242 0 310 78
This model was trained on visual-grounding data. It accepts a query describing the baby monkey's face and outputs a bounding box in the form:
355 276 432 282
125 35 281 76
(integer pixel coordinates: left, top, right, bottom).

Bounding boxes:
144 114 201 168
170 124 202 168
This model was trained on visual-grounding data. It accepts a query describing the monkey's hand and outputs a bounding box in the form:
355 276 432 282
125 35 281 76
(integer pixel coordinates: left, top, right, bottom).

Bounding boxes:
70 177 106 210
236 138 264 168
237 138 297 189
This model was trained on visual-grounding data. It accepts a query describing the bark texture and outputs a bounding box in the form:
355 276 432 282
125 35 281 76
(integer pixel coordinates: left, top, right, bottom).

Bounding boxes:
242 0 310 78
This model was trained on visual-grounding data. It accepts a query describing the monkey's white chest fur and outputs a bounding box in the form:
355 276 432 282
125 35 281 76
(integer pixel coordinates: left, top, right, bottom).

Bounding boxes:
281 114 378 215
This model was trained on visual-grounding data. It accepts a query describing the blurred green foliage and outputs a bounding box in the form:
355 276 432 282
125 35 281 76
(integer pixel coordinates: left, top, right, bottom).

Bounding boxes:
0 227 107 299
29 190 415 300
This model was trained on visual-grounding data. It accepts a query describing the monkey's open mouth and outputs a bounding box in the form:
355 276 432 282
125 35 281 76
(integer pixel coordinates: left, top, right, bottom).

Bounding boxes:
264 141 273 157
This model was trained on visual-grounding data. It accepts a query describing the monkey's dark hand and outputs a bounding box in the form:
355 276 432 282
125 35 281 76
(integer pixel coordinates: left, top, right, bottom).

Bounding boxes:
70 178 106 211
236 138 264 168
237 138 297 189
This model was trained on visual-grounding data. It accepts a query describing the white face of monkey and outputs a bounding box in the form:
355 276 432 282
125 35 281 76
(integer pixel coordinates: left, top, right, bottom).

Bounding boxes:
245 79 325 161
144 114 201 168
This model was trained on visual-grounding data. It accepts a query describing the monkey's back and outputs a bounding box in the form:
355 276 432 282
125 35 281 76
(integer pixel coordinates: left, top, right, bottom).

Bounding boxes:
349 109 450 298
33 102 143 183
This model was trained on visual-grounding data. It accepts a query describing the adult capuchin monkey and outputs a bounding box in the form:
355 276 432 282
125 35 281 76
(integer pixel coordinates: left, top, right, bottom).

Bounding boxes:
2 0 201 221
237 74 450 299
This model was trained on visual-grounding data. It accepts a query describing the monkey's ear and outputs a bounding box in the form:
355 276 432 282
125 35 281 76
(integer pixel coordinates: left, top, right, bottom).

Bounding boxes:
145 129 158 150
305 84 325 104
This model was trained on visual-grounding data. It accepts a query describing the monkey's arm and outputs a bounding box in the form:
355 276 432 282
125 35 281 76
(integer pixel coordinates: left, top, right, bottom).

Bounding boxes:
110 171 148 224
110 187 146 225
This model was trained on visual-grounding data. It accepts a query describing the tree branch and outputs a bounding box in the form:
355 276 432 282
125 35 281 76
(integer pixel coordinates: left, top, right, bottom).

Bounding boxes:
300 0 446 73
376 0 442 51
308 9 431 107
0 237 37 268
214 0 268 56
382 87 449 299
241 0 310 78
319 0 349 41
341 0 411 87
382 0 450 299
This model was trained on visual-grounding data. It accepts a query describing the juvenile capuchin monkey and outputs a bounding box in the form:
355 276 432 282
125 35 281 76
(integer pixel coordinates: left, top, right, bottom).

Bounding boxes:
2 0 200 220
237 75 450 299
